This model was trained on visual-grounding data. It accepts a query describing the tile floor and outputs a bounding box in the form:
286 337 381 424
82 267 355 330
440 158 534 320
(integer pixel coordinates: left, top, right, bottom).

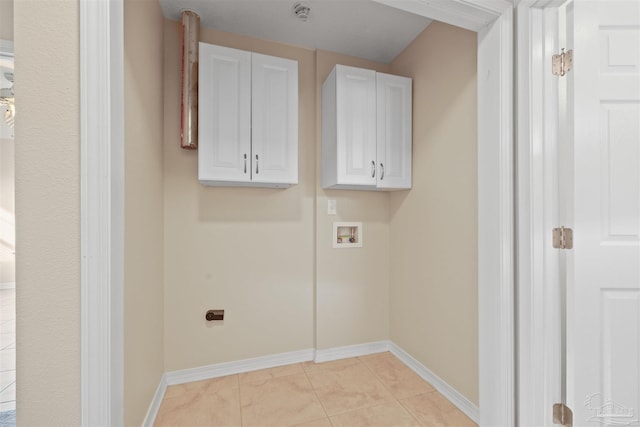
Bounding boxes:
155 352 477 427
0 289 16 416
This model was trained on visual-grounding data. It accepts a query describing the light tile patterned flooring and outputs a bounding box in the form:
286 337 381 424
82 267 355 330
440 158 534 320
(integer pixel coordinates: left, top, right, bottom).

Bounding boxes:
0 289 16 413
155 352 476 427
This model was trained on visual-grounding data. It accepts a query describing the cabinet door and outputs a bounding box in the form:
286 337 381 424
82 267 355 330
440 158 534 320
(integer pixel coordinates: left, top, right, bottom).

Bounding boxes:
198 43 251 184
336 65 377 186
251 53 298 185
376 73 412 189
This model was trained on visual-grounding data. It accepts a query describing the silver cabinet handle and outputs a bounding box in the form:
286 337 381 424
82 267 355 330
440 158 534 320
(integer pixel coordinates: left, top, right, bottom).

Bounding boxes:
255 154 259 174
244 154 247 174
380 163 384 180
371 160 375 178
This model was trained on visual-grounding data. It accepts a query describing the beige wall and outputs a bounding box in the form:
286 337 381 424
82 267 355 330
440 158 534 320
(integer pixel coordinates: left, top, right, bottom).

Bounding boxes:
12 4 478 422
389 22 478 405
314 50 392 350
15 0 168 423
0 0 12 41
124 0 165 425
14 0 81 424
163 24 400 369
163 22 317 371
162 24 478 395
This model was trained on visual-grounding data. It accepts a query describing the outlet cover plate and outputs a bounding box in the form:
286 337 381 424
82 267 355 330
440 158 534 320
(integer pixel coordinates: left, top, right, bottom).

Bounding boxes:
328 199 337 215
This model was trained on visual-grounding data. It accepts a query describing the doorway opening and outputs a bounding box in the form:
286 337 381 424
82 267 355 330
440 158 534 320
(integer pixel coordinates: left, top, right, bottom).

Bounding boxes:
0 38 15 426
81 0 515 424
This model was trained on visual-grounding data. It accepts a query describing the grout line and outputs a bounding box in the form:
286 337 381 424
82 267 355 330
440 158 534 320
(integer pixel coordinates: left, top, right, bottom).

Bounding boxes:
332 400 421 426
306 356 401 419
303 367 330 420
238 365 306 387
237 374 245 427
355 353 442 427
396 395 427 427
358 354 399 403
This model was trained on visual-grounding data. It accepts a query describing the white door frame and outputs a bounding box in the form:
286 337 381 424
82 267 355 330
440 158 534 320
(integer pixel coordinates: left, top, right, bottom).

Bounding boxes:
476 8 516 426
79 1 517 425
80 0 124 425
516 1 566 425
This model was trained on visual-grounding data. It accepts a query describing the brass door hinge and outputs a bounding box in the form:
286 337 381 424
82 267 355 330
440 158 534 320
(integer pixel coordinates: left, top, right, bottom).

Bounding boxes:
552 48 573 76
553 403 573 426
553 227 573 249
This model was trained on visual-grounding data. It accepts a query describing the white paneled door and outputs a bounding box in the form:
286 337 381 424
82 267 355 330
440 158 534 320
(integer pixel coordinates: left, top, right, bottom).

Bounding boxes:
568 1 640 425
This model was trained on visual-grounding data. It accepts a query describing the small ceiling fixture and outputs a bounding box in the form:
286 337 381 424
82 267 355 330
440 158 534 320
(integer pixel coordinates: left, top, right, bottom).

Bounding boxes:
293 2 311 22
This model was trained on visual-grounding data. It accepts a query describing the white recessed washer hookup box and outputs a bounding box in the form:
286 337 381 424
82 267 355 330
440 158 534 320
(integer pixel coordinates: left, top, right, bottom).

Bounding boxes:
333 222 362 248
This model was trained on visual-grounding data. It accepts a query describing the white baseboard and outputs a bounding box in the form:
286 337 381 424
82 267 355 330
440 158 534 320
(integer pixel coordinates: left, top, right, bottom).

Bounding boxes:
165 348 315 386
0 282 15 290
142 374 167 427
314 340 390 363
388 342 480 423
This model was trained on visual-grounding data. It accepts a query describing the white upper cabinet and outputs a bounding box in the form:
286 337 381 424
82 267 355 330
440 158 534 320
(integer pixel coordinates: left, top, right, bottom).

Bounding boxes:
199 44 251 184
322 65 377 189
376 72 412 190
251 53 298 186
199 43 298 187
322 64 412 191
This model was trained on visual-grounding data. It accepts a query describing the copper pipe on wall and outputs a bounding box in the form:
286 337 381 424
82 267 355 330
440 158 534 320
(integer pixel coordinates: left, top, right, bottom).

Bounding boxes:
180 10 200 149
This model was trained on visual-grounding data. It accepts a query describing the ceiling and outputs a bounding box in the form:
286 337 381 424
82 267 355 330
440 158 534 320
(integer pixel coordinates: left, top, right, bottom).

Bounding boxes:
159 0 433 64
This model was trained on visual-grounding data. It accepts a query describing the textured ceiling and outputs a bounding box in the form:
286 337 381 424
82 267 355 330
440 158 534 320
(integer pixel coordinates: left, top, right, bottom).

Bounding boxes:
159 0 432 64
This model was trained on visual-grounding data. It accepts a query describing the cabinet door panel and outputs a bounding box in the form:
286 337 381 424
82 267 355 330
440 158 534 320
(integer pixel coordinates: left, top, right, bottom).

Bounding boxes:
377 73 412 189
199 43 251 183
251 53 298 185
336 65 377 186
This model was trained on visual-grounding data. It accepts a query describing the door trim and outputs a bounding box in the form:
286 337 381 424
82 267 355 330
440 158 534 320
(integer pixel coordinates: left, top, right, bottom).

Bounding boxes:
80 0 124 425
81 1 516 425
477 8 516 426
516 1 564 425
